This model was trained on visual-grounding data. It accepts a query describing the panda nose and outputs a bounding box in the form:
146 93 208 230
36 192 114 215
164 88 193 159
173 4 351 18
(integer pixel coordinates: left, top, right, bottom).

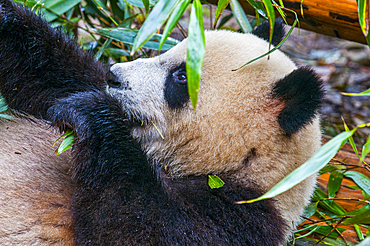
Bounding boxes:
107 71 122 88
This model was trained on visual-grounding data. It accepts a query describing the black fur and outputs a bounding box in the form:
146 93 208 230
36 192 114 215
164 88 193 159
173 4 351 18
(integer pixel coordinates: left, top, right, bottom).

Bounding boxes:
252 18 285 46
272 67 324 135
0 0 107 119
49 91 288 245
48 91 145 186
164 63 189 109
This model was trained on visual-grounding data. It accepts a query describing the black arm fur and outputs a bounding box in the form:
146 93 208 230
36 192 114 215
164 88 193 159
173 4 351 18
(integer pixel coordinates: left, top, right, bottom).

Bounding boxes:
48 91 146 186
48 91 288 245
0 0 107 119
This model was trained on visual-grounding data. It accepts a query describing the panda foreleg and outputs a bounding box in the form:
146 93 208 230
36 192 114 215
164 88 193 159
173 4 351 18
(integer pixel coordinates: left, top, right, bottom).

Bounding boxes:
0 0 107 119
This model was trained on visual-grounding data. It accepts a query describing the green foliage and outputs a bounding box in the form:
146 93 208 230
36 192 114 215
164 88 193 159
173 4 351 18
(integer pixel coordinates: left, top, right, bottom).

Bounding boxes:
131 0 178 52
158 0 191 52
357 0 368 35
344 171 370 196
208 175 225 189
342 87 370 97
357 0 370 48
229 0 252 33
214 0 230 28
186 0 204 111
0 96 12 120
328 170 343 200
362 135 370 162
53 129 75 155
96 27 179 51
42 0 82 22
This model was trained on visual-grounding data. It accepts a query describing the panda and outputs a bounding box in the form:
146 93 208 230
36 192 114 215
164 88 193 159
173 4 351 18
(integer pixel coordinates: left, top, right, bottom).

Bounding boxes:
0 0 324 245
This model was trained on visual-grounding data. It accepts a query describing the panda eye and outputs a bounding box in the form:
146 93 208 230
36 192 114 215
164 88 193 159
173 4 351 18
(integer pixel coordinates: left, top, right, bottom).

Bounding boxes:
173 69 187 85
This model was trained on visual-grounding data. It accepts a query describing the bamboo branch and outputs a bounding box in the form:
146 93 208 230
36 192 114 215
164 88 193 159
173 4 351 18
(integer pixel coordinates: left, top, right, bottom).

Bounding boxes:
208 0 366 44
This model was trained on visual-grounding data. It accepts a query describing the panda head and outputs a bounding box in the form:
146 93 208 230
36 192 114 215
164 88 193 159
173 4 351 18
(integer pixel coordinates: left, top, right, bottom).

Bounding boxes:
107 26 323 181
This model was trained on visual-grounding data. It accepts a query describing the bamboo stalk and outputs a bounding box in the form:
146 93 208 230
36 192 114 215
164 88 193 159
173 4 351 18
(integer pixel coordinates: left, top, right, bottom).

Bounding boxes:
208 0 366 44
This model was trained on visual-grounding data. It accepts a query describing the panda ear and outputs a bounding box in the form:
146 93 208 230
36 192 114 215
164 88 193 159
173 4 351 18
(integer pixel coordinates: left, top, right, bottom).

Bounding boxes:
272 67 324 136
252 18 285 46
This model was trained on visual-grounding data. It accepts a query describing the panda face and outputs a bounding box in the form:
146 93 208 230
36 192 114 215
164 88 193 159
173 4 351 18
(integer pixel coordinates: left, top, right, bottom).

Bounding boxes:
108 30 307 177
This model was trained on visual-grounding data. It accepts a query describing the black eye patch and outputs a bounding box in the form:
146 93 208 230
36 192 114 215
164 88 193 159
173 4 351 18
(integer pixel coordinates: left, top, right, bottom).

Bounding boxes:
164 63 189 109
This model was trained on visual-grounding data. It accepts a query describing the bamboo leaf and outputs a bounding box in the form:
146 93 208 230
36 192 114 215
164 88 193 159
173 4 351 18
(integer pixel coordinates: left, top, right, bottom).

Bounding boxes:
354 224 365 241
110 0 125 21
151 121 164 139
42 0 82 22
97 27 180 50
54 130 76 155
302 202 318 218
118 14 139 28
344 171 370 195
105 47 130 57
343 120 361 160
357 237 370 246
214 0 231 29
218 13 233 28
357 0 369 36
125 0 157 8
312 187 346 215
230 0 252 33
132 0 178 52
56 135 75 155
208 175 225 189
90 0 118 26
186 0 205 111
94 38 113 60
53 129 74 147
245 0 268 18
91 0 109 10
343 208 370 225
262 0 275 46
143 0 149 15
302 225 346 239
271 0 286 21
84 0 110 23
0 97 8 113
300 0 304 16
0 113 12 120
328 170 343 199
342 87 370 96
158 0 191 52
346 204 370 216
366 32 370 48
361 134 370 161
236 131 353 204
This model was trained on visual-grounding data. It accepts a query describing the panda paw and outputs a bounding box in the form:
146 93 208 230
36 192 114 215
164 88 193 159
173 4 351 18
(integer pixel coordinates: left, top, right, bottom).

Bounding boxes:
48 91 142 185
48 91 127 141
